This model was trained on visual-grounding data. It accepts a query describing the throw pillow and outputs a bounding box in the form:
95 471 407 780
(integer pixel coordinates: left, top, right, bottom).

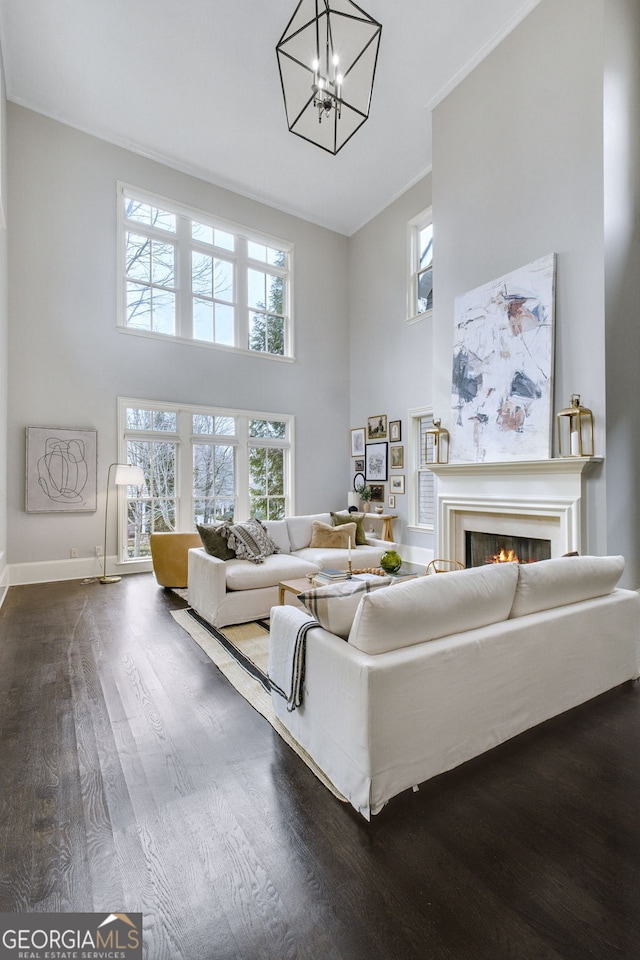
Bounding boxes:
219 518 280 564
196 522 236 561
298 576 391 640
331 511 367 546
309 520 357 550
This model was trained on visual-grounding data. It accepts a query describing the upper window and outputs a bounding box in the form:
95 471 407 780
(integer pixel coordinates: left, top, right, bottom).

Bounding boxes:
118 184 293 358
408 207 433 323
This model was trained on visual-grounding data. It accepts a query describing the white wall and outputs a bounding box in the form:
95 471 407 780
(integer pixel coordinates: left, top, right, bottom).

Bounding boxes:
0 54 8 603
348 175 433 562
604 0 640 588
6 105 350 581
431 0 612 568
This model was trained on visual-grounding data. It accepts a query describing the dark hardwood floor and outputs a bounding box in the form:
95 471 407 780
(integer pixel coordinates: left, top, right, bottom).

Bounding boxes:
1 573 639 959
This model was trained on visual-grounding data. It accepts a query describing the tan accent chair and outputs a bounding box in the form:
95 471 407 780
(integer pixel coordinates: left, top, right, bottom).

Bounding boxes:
150 532 202 588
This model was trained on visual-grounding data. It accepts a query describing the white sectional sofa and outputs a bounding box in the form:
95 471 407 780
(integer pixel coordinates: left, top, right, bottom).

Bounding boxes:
268 555 640 819
188 512 391 628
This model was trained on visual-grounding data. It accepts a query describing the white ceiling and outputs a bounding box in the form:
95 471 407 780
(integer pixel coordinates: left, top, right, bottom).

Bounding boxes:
0 0 541 235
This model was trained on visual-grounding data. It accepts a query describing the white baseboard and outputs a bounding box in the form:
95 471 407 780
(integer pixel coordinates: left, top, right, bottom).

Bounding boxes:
9 555 153 586
0 562 8 610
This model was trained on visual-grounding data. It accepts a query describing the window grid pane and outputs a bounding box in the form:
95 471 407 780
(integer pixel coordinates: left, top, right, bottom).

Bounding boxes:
193 442 236 524
409 210 433 320
417 415 436 528
249 445 285 519
125 437 178 557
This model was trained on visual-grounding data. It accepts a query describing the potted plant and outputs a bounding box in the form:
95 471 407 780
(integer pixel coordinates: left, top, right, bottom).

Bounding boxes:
359 484 373 513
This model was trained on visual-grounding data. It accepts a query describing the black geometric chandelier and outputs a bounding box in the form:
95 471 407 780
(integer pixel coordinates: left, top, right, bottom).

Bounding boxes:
276 0 382 155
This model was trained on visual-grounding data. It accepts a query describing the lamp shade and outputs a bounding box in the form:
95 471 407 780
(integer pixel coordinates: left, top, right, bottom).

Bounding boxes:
114 464 144 486
276 0 382 154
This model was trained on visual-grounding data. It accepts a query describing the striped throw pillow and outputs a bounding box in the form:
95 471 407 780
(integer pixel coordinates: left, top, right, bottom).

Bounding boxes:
297 576 391 640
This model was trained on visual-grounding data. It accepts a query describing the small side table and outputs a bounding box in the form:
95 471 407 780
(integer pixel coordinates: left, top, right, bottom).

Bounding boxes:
364 513 398 542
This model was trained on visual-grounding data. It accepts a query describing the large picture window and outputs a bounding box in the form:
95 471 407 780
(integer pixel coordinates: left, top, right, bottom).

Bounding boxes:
118 399 293 561
118 184 293 358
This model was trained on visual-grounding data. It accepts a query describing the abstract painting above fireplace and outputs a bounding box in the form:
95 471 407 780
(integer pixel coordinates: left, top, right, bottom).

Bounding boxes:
450 253 556 464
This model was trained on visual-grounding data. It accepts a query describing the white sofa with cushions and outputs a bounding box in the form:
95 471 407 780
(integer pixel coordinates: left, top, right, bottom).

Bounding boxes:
188 512 391 628
268 555 640 819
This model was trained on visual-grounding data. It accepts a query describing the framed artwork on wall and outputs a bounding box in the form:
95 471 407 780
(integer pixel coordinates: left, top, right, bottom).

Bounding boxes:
367 415 387 440
389 420 401 442
354 458 365 473
351 427 365 457
390 474 405 495
370 484 384 502
390 445 404 469
388 494 396 509
26 426 97 513
450 253 556 463
365 442 388 481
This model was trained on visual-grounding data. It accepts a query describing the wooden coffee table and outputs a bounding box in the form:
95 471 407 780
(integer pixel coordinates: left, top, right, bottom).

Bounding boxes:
278 577 316 605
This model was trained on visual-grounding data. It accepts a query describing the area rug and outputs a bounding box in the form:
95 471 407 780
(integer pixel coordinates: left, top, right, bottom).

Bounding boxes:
171 607 346 802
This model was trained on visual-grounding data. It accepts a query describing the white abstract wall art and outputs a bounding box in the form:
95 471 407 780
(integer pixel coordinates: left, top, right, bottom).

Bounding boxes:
450 253 556 463
26 426 98 512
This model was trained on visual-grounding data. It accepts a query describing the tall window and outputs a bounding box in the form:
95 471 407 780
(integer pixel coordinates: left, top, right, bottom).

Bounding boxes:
408 207 433 323
118 184 292 358
118 399 293 561
409 408 436 530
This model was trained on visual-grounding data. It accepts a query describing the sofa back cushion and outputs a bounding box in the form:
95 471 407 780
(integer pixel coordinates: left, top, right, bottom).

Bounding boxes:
298 576 391 640
286 513 332 552
263 519 292 554
348 562 519 654
509 554 624 619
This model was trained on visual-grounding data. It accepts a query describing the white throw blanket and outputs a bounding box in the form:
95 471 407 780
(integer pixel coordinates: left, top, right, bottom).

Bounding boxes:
268 606 319 712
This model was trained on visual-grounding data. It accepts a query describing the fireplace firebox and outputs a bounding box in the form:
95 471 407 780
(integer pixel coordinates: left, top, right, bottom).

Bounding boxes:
466 530 552 567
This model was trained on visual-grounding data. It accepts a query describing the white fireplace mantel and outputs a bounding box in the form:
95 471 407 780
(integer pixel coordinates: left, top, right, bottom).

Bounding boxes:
428 458 603 562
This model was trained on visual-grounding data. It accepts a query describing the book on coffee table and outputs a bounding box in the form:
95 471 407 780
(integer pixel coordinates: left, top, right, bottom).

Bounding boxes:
314 568 349 584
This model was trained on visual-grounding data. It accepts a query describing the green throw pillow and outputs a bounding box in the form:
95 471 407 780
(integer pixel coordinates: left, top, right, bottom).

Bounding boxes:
331 511 367 546
196 523 236 561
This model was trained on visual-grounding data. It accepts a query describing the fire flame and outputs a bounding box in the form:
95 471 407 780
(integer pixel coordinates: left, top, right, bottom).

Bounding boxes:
492 548 519 563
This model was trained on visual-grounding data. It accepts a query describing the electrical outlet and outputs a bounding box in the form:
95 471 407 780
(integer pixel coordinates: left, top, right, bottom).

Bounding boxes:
70 547 78 559
95 545 103 558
